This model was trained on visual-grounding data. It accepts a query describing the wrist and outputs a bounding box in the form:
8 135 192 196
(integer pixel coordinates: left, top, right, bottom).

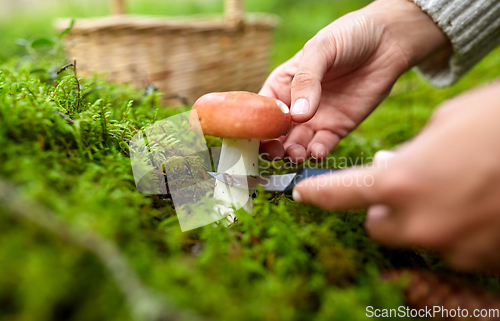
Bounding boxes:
366 0 452 67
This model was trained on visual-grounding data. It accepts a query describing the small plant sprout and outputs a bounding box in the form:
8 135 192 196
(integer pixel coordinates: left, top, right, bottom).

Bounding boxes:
190 91 291 224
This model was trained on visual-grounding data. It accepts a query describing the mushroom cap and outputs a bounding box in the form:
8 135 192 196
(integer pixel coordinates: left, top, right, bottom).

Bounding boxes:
190 91 292 140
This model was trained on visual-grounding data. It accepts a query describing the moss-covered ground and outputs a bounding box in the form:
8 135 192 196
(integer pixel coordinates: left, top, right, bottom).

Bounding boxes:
1 0 500 320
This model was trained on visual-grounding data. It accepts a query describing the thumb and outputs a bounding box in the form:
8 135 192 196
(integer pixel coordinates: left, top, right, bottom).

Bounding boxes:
290 37 334 123
292 167 381 210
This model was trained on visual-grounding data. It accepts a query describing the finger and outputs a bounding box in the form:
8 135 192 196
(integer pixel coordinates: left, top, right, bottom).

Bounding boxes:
444 224 500 273
259 53 302 106
369 205 469 249
285 144 307 164
292 167 379 209
260 139 285 161
258 85 278 99
283 125 314 163
307 130 341 160
290 37 334 122
365 204 400 244
283 125 314 151
445 238 487 272
366 205 429 248
259 69 292 106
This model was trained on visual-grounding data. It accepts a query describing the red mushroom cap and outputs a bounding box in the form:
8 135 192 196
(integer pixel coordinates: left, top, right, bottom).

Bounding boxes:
190 91 292 140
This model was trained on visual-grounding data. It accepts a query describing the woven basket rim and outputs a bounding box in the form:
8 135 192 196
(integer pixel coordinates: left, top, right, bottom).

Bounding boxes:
54 13 279 33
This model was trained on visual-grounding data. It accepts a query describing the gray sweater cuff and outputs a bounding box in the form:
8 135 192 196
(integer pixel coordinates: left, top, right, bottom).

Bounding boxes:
411 0 500 86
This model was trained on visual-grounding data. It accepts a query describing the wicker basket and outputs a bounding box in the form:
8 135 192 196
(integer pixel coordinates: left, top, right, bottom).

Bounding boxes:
56 0 278 105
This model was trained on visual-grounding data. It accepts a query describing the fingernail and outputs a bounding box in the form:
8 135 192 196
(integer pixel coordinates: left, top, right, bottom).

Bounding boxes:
291 98 309 115
373 150 396 168
366 205 389 224
292 189 303 203
374 150 396 160
310 143 326 160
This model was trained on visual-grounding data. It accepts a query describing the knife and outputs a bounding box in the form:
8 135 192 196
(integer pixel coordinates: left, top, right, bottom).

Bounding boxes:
208 167 339 195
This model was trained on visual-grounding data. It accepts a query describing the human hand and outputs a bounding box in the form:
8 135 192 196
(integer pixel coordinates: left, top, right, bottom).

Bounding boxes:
292 82 500 273
260 0 450 163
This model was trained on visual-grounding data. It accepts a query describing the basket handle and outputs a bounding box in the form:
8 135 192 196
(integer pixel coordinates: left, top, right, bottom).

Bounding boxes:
111 0 244 22
112 0 126 15
225 0 244 26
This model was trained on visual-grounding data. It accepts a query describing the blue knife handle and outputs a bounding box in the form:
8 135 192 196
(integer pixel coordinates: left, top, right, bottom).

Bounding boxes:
283 167 338 195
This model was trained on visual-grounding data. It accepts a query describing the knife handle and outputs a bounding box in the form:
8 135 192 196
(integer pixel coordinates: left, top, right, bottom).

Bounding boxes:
283 167 339 195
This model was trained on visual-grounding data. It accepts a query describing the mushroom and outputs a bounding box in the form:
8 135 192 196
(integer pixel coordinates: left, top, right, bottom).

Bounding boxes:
190 91 291 224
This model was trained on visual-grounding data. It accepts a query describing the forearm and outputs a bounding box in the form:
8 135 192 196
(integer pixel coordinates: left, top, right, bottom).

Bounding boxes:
365 0 452 69
412 0 500 86
364 0 500 87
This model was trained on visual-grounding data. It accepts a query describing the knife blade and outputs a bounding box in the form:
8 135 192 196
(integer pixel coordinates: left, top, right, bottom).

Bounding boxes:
208 167 339 195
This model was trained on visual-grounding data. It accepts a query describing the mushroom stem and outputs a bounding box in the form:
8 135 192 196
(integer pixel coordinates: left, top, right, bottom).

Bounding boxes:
214 138 259 225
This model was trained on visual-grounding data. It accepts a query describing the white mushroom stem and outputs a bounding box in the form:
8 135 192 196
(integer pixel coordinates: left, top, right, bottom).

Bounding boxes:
213 138 259 225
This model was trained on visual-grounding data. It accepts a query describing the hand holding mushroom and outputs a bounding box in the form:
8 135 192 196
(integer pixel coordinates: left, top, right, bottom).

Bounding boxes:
259 0 450 163
190 91 291 224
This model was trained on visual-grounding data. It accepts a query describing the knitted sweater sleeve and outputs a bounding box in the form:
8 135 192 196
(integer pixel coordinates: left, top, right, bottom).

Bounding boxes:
410 0 500 86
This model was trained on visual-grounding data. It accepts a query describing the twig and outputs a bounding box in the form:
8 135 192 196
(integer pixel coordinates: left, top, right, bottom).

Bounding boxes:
56 61 81 112
23 86 38 100
57 62 74 75
54 110 74 124
73 60 81 112
108 131 131 144
100 103 108 137
0 178 207 321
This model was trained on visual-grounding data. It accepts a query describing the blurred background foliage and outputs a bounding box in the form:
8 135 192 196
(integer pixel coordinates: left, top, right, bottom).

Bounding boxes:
0 0 500 320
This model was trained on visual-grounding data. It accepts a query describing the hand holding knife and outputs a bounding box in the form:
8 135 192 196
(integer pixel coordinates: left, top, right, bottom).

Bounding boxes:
209 167 339 195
